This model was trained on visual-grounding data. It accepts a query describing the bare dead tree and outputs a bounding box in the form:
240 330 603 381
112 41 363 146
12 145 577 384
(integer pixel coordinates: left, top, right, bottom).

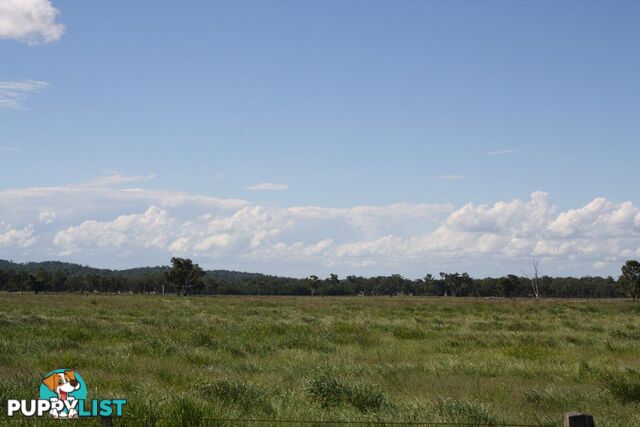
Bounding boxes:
522 259 541 299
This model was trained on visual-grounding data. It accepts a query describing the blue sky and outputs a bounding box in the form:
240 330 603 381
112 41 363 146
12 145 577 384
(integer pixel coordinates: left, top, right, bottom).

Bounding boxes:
1 0 639 277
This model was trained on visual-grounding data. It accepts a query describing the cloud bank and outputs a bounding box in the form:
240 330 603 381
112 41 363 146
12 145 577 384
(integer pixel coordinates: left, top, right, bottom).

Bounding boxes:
0 176 638 277
0 0 64 44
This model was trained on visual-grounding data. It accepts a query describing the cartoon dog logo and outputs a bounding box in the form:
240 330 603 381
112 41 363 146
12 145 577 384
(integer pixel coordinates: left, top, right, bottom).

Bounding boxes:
41 370 82 418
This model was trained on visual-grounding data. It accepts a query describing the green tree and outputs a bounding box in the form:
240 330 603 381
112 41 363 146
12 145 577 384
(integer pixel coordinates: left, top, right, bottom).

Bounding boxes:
418 274 434 296
386 274 404 296
328 273 339 285
620 260 640 301
165 257 206 296
52 270 68 292
35 268 51 290
28 274 46 294
498 276 515 298
306 275 319 296
439 272 472 296
322 273 344 295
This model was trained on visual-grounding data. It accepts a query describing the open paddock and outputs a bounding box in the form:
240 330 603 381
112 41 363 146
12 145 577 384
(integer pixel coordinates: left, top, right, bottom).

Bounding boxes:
0 294 638 426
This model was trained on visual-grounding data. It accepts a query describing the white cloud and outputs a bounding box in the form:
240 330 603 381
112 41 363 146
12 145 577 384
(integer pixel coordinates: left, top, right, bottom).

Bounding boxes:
0 183 249 235
54 206 174 255
38 210 56 224
548 198 639 238
79 173 157 188
0 80 49 110
46 191 451 264
0 145 19 152
174 206 290 254
0 178 638 277
0 0 64 44
445 191 554 235
246 182 289 191
0 222 36 248
52 204 290 258
287 203 453 238
488 150 517 155
439 175 464 180
323 192 639 272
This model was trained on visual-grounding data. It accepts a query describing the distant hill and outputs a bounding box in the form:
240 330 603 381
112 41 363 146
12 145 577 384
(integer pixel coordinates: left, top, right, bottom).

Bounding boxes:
0 259 268 282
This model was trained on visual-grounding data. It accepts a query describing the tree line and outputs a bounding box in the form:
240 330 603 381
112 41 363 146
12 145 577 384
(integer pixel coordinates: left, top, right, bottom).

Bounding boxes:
1 258 639 299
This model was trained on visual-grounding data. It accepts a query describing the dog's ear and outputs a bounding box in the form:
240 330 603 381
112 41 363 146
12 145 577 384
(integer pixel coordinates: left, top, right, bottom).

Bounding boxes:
65 371 76 381
42 373 59 392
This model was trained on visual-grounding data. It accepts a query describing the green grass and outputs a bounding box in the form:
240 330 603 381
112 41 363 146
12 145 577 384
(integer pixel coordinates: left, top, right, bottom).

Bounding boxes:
0 294 639 426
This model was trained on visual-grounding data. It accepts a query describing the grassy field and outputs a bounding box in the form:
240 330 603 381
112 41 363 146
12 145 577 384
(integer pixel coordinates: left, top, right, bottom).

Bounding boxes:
0 294 639 426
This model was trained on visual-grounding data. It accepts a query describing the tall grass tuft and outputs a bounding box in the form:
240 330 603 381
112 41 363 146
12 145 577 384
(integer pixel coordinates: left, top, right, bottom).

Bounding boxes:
306 372 350 408
306 372 391 412
602 369 640 403
198 379 273 414
167 396 205 426
349 382 391 412
434 398 501 426
123 399 162 426
390 324 426 340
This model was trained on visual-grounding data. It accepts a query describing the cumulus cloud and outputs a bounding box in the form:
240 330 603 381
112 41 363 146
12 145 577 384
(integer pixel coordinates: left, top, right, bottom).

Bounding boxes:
0 179 638 277
38 210 56 224
246 182 289 191
0 80 49 109
44 190 452 266
548 198 639 238
445 191 554 235
54 206 175 255
0 222 36 248
324 192 640 272
0 0 64 44
49 192 640 275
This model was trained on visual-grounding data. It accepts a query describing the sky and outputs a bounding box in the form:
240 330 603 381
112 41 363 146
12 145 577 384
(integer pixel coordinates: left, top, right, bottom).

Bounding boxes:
0 0 639 278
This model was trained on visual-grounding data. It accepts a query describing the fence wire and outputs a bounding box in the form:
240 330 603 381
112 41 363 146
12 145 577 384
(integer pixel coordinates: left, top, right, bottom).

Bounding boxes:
0 416 545 426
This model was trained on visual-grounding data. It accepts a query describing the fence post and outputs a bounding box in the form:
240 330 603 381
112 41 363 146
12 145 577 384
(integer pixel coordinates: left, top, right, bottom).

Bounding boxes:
100 416 113 427
564 412 594 427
